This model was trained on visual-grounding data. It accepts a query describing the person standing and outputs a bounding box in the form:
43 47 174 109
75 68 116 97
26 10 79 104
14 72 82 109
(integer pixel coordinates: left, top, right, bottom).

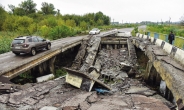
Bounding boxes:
168 31 175 44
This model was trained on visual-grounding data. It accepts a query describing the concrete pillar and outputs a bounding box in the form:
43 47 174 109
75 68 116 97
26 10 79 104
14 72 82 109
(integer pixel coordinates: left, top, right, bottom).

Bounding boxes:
99 44 101 50
144 60 152 82
117 44 119 49
115 45 117 49
31 66 38 77
165 86 169 99
49 56 56 74
155 72 161 86
38 64 44 75
106 44 109 49
122 45 124 48
42 62 48 73
165 86 174 102
146 62 157 86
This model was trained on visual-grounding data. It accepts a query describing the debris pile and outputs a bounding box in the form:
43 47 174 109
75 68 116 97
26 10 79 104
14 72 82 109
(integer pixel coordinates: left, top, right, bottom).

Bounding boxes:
0 35 176 109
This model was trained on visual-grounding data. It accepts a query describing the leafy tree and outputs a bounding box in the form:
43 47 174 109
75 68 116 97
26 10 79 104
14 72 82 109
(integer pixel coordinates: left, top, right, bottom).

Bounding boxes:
41 2 56 15
56 9 61 16
97 19 104 26
103 15 110 25
3 15 18 32
13 7 26 16
80 21 87 30
66 19 76 27
39 16 57 28
19 0 37 15
49 25 72 39
0 4 7 31
94 11 103 22
16 16 34 34
39 25 51 37
8 4 15 14
56 18 65 26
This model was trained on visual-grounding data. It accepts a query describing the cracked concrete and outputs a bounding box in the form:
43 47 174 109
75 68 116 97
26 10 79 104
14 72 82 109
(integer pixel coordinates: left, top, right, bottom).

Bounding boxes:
131 35 184 109
0 36 176 109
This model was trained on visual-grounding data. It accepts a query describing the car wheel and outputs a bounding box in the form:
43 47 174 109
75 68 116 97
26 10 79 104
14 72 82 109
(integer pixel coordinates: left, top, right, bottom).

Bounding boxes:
46 44 51 50
13 52 20 55
30 48 36 56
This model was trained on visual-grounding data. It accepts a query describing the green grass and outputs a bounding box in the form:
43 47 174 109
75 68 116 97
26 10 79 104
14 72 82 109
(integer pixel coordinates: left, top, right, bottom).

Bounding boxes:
174 36 184 48
148 32 184 49
10 70 35 84
159 34 166 40
0 33 15 54
55 68 67 78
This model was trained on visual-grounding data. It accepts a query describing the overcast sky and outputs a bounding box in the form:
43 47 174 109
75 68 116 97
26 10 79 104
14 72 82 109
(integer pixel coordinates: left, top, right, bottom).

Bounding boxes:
1 0 184 23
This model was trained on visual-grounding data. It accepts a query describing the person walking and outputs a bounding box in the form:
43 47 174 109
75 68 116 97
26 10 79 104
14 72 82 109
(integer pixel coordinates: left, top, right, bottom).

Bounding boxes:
168 31 175 44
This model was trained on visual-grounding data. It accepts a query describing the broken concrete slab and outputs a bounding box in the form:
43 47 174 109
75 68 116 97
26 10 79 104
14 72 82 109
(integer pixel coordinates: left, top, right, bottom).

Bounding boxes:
0 94 9 104
87 95 130 110
79 101 91 110
64 67 111 90
80 36 101 72
125 86 156 96
87 92 98 103
132 94 170 110
71 36 92 70
0 76 12 84
115 71 128 79
132 35 184 108
120 62 132 72
61 92 93 108
0 73 172 110
88 70 100 92
153 94 176 109
65 73 83 88
36 74 55 83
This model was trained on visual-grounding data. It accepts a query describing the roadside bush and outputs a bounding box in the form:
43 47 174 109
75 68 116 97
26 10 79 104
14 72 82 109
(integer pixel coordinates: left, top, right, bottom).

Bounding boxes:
3 15 18 32
39 25 51 38
16 16 34 34
49 25 74 40
0 36 13 54
55 68 67 78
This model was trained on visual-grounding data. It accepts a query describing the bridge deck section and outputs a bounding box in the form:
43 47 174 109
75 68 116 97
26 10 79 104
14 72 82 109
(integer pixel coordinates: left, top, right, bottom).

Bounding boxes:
131 35 184 106
0 36 86 79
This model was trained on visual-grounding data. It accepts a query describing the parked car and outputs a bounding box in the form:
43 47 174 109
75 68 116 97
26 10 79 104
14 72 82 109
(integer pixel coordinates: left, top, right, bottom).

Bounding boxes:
11 36 51 56
89 28 100 35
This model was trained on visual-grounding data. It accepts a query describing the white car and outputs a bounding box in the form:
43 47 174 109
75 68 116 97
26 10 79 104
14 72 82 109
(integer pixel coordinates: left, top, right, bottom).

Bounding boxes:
89 28 100 35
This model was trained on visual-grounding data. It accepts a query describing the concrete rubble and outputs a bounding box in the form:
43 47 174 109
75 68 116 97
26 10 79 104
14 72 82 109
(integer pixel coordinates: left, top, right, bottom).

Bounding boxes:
131 34 184 109
0 77 174 110
0 35 176 109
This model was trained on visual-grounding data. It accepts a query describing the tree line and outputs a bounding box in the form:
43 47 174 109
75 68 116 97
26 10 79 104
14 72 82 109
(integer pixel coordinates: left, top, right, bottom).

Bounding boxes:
0 0 110 40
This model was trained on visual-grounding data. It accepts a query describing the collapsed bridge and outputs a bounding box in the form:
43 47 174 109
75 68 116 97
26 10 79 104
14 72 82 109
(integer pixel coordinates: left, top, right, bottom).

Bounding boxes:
0 28 184 109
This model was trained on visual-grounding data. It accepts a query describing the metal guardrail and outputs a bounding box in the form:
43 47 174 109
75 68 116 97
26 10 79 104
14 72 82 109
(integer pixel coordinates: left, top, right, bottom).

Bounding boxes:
147 32 184 50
